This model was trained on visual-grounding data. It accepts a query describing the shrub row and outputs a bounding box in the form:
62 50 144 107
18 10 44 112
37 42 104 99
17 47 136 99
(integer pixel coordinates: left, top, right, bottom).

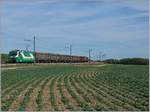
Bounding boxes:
103 58 149 65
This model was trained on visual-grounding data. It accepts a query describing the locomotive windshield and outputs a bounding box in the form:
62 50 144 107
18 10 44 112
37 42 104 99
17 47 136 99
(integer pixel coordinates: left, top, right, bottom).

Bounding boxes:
23 51 32 57
9 51 17 56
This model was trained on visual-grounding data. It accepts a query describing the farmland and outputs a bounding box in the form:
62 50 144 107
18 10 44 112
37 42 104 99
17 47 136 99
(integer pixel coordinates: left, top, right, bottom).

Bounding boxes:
1 64 149 111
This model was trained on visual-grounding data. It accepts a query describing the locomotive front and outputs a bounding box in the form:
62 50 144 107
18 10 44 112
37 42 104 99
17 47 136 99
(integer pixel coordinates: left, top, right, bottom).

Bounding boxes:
9 50 35 63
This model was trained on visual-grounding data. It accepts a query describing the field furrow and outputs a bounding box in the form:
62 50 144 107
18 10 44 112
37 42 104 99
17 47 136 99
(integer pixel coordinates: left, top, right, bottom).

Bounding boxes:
50 76 59 110
62 75 81 110
18 77 45 111
2 64 148 111
82 73 139 110
88 73 148 109
2 77 29 95
68 75 94 110
54 75 66 111
64 74 92 111
2 77 37 99
42 77 54 111
57 75 75 110
85 72 148 110
8 78 42 111
94 72 146 99
25 77 50 111
1 77 39 111
74 73 121 110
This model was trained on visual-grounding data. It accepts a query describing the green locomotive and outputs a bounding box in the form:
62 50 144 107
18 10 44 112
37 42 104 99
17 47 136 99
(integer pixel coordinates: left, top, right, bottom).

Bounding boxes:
9 50 35 63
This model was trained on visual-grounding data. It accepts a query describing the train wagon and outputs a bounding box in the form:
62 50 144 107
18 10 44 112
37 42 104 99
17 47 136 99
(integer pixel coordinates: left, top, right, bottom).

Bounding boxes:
35 52 88 63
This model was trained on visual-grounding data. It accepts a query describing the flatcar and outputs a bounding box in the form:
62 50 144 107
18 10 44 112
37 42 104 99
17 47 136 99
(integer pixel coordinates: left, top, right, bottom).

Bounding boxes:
9 50 88 63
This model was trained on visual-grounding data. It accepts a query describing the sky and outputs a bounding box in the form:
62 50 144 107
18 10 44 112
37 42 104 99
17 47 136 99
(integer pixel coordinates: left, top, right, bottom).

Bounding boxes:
1 0 149 59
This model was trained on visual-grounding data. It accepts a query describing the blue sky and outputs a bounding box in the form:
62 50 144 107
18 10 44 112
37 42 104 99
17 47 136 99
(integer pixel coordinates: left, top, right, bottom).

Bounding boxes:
1 0 149 59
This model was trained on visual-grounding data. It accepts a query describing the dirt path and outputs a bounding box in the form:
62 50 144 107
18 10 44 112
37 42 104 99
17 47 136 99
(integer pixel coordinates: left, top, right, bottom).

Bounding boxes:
1 67 23 70
95 64 107 67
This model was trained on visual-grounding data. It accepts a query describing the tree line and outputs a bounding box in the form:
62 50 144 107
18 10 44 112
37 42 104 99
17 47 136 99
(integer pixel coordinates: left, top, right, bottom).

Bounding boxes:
1 54 9 64
103 58 149 65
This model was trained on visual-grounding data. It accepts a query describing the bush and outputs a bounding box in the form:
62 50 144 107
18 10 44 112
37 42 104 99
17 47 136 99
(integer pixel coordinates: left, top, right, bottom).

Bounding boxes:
1 54 9 64
103 59 120 64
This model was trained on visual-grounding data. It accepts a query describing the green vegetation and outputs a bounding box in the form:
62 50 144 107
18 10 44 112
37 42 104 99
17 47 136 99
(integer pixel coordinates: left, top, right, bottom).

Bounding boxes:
1 64 149 111
57 76 74 110
18 78 44 111
36 77 51 111
103 58 149 65
50 77 59 110
18 88 34 111
1 53 9 64
1 77 38 111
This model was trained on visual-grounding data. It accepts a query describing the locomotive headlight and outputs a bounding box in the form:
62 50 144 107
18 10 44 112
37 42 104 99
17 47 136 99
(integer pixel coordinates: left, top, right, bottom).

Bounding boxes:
10 56 14 58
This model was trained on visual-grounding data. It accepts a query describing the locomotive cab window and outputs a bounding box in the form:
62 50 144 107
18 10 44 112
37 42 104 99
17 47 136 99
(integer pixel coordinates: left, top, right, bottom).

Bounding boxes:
24 52 31 57
9 51 17 56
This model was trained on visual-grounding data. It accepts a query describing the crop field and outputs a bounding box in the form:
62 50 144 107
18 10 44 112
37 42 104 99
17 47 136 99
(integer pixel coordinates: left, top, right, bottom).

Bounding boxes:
1 64 149 111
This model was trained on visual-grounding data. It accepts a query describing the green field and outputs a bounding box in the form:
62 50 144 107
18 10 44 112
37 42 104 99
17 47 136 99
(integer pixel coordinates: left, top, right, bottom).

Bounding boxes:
1 64 149 111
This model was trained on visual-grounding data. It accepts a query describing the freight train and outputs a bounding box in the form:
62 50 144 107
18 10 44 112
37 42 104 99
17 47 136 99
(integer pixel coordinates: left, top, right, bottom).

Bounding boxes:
9 50 88 63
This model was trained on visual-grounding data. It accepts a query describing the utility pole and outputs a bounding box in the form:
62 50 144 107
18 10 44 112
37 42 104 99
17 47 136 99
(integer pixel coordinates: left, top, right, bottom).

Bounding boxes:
65 44 72 64
70 44 72 64
99 52 102 61
24 36 36 63
33 36 36 63
88 49 92 64
102 53 106 61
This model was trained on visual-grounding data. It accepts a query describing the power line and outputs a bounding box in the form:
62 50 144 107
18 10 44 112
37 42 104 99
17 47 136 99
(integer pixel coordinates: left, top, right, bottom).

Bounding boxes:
102 53 106 61
65 44 72 64
97 52 107 61
24 36 36 63
24 39 32 51
25 44 30 51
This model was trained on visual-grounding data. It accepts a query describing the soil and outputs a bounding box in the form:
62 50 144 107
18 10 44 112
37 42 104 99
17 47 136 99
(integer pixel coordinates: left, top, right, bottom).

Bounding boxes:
61 75 81 110
54 77 66 111
25 77 48 111
42 78 53 111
